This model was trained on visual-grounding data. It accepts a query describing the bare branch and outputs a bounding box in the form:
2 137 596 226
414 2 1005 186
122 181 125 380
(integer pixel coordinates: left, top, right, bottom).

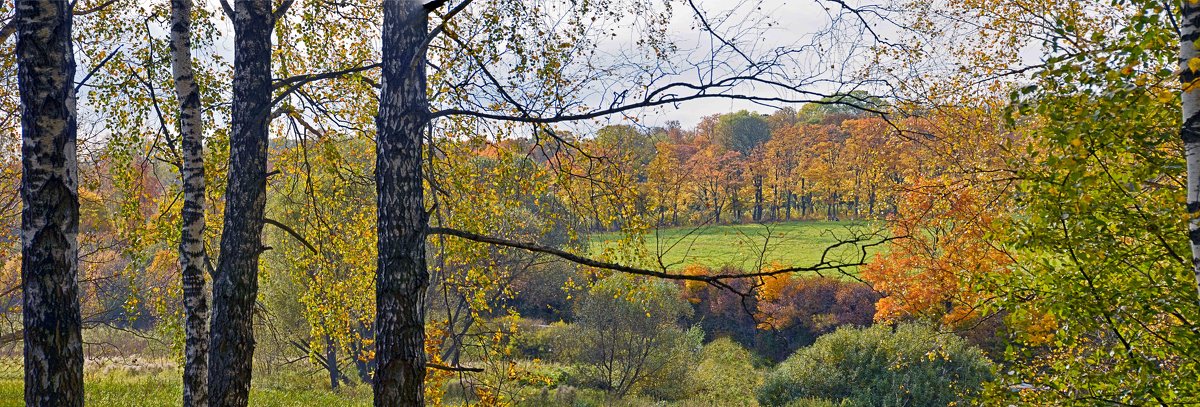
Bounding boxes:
426 362 483 372
0 16 15 44
263 217 318 255
426 0 474 43
272 0 296 22
75 45 122 93
422 0 452 12
427 227 893 283
219 0 233 19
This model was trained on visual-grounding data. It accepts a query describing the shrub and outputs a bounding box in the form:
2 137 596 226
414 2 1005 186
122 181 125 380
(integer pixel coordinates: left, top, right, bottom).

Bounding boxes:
561 275 702 399
687 337 761 406
758 323 992 407
754 275 880 361
683 266 880 362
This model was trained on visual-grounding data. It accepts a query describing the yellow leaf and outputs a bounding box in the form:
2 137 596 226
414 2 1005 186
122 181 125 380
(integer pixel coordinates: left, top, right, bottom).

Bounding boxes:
1188 57 1200 73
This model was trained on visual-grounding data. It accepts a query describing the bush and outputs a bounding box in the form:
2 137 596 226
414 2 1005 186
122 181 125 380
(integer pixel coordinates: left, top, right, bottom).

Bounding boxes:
687 337 761 406
758 323 992 407
560 275 702 399
682 266 880 362
754 275 879 361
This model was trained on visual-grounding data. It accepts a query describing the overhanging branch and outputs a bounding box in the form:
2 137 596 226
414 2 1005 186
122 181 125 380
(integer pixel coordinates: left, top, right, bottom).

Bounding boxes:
426 226 894 283
264 217 318 255
431 76 892 125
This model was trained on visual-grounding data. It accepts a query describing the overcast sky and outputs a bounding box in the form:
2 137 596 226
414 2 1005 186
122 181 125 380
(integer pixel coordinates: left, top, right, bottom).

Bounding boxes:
637 0 857 127
191 0 882 130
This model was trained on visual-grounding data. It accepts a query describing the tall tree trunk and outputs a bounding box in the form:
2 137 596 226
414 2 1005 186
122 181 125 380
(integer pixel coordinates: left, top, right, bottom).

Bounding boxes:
1184 1 1200 301
753 175 763 222
868 184 876 218
714 195 721 223
770 180 778 221
170 0 210 404
325 335 342 390
799 178 807 218
16 1 83 405
350 323 375 384
375 1 430 405
209 1 273 405
784 190 792 220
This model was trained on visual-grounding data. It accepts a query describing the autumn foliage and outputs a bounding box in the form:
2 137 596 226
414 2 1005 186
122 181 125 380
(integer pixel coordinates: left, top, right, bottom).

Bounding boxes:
861 179 1011 326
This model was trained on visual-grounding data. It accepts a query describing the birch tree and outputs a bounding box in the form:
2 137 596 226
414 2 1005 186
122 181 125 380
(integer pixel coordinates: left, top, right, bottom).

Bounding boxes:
374 2 428 403
169 0 210 404
15 0 83 405
208 0 288 404
1184 0 1200 301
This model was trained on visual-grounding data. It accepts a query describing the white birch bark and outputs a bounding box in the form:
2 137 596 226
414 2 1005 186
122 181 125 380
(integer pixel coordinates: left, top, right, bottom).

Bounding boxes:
1183 1 1200 301
15 0 83 405
169 0 210 405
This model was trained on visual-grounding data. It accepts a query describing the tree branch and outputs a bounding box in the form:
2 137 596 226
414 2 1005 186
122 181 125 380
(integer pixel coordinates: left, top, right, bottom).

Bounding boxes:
263 217 318 255
219 0 234 19
272 0 295 23
426 0 474 43
0 16 14 44
272 63 381 106
423 0 452 12
431 75 890 124
426 362 483 372
73 0 120 16
75 45 122 93
426 227 892 283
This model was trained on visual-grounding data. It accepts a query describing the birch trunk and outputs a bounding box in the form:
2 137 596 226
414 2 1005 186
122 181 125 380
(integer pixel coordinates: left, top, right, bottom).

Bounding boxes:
16 0 83 405
375 1 430 404
209 1 273 405
169 0 210 405
1184 1 1200 301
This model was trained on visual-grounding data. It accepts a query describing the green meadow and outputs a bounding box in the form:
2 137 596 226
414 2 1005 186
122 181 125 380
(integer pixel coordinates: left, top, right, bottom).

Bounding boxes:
589 221 882 272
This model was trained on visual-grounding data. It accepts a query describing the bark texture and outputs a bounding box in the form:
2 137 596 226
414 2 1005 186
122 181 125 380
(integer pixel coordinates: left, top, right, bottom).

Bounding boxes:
1185 1 1200 300
16 0 84 405
208 1 273 405
374 1 430 405
169 0 210 405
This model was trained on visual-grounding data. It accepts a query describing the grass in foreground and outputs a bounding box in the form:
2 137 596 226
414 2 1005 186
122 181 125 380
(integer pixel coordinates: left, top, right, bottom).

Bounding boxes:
590 220 880 271
0 364 371 407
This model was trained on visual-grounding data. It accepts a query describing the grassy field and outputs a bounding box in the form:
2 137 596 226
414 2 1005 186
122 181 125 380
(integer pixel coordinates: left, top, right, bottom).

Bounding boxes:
0 364 372 407
590 220 881 271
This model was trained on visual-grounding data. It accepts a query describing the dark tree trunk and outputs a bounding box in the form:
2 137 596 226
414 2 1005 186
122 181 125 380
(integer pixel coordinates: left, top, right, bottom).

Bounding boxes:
868 185 876 218
784 190 792 220
16 1 84 405
732 194 741 222
170 0 210 404
209 1 273 405
326 336 342 390
374 1 430 405
770 181 778 221
350 324 375 384
799 178 807 218
714 197 721 223
752 175 763 222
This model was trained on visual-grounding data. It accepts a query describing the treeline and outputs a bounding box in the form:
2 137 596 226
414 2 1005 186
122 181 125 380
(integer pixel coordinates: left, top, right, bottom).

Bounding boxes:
527 99 923 231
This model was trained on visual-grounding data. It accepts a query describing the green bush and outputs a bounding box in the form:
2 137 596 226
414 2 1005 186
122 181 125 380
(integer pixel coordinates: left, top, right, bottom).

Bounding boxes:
558 275 702 399
687 337 761 406
758 324 992 407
